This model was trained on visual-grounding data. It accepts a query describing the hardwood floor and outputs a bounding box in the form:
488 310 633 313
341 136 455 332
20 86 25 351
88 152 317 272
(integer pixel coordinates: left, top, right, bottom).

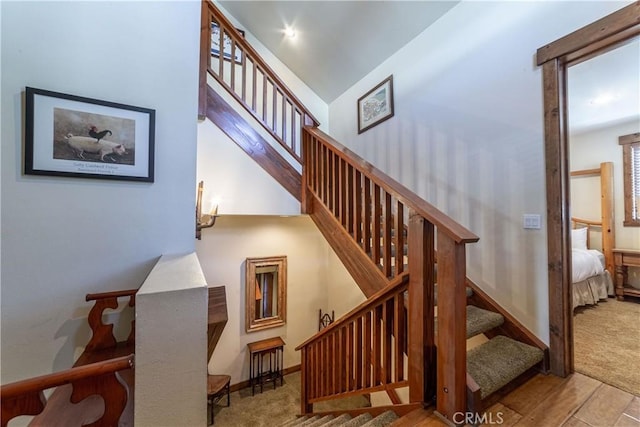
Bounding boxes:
390 373 639 426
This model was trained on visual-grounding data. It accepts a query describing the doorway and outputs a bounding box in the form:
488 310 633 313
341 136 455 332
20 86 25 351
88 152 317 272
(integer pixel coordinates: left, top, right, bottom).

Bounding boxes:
537 3 640 376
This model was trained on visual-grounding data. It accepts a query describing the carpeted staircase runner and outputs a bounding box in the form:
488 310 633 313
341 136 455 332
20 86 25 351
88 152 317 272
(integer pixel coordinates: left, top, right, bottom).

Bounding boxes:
467 335 544 399
284 411 398 427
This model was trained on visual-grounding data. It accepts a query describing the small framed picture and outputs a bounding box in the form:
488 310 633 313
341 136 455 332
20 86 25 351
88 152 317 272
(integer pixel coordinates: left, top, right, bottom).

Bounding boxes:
24 87 155 182
211 22 245 64
357 75 394 134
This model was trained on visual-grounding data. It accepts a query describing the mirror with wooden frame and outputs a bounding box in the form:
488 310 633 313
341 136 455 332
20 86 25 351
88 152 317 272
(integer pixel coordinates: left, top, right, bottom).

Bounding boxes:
245 256 287 332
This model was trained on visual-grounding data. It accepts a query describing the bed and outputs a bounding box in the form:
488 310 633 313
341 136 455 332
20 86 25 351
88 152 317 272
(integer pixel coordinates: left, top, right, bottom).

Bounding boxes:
570 162 615 309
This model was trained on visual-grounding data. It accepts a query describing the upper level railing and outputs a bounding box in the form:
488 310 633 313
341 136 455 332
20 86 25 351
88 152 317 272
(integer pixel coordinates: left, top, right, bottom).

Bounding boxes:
300 127 479 421
199 1 320 163
0 354 134 427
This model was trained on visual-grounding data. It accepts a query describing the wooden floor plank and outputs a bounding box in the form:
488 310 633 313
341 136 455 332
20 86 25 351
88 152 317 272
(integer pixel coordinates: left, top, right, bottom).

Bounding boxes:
500 373 565 415
574 383 634 427
513 373 600 427
615 397 640 427
562 417 592 427
480 402 522 427
389 408 436 427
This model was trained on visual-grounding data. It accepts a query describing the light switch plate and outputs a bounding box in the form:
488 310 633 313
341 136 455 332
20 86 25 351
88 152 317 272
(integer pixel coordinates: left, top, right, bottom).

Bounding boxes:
523 214 541 229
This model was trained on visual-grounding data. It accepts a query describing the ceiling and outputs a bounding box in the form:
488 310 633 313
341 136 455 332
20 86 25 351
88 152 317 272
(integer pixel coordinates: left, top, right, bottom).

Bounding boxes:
568 39 640 134
218 2 638 132
219 0 459 103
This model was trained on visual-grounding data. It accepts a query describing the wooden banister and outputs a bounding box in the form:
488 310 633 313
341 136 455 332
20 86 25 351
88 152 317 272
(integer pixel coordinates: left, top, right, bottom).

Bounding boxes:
296 275 410 414
0 354 134 427
200 0 320 164
85 289 136 353
301 127 479 420
296 274 409 350
304 127 479 245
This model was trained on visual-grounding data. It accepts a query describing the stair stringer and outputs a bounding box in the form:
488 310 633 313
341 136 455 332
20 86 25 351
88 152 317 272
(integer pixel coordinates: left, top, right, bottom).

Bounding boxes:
204 85 302 202
308 193 390 298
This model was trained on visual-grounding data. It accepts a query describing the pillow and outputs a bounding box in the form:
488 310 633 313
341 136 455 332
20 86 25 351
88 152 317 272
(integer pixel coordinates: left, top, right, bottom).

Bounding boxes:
571 227 588 250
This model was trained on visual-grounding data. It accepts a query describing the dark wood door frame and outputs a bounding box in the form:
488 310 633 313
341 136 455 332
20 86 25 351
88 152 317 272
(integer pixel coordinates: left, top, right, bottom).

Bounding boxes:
537 2 640 376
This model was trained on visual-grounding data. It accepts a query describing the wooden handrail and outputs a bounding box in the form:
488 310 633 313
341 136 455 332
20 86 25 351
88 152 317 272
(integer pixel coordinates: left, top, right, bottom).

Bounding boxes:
0 355 134 400
304 127 478 244
296 274 408 350
200 0 320 164
1 354 133 427
298 276 404 348
297 276 410 412
86 288 137 302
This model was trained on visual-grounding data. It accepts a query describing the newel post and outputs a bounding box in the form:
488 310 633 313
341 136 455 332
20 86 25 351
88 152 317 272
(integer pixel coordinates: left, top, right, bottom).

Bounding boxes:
436 231 467 422
300 346 312 415
407 211 436 404
301 129 311 214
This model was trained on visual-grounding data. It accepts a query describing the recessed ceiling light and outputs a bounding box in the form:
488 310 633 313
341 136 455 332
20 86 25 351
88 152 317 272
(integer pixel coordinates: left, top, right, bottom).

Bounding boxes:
284 27 296 39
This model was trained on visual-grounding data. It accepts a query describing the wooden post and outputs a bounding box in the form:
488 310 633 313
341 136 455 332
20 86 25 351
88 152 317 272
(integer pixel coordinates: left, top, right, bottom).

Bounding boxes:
600 162 615 275
407 211 435 404
300 347 312 415
198 0 210 121
436 231 467 421
301 130 310 214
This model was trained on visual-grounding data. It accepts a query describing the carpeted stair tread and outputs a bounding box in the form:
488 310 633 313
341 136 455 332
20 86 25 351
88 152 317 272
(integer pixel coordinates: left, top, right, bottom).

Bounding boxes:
283 416 308 427
467 335 544 400
341 413 373 427
297 415 322 426
321 413 353 426
306 415 335 426
434 305 504 338
465 305 504 338
360 410 399 426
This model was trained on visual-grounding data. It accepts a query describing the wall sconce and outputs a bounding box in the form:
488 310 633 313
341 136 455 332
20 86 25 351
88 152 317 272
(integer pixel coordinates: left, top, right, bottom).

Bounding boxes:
196 180 218 240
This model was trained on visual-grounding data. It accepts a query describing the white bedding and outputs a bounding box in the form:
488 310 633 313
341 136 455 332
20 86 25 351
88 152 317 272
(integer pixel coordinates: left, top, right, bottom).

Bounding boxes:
572 248 604 283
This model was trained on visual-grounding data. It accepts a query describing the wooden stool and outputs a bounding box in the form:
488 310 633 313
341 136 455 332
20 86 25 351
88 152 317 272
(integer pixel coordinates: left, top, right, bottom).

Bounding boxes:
207 374 230 425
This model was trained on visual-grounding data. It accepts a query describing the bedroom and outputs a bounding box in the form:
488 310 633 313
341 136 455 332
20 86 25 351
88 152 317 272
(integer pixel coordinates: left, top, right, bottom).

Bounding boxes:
567 37 639 396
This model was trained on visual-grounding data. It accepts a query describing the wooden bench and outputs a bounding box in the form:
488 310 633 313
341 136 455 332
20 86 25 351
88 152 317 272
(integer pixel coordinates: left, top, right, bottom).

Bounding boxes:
207 374 230 424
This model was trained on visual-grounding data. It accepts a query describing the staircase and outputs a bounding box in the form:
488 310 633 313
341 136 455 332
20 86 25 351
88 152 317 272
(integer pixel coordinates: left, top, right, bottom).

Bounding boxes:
285 410 399 427
198 1 548 424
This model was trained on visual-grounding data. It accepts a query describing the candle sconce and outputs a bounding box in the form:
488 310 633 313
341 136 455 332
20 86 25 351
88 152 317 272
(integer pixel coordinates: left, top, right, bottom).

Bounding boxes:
196 180 218 239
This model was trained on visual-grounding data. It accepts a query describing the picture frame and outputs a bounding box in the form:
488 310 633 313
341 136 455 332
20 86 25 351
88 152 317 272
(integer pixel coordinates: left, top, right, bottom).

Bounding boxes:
211 22 245 64
357 75 394 134
25 87 155 182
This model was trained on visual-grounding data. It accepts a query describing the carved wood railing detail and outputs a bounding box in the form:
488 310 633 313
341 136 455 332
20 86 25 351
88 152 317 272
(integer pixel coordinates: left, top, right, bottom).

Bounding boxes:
200 1 320 164
85 289 137 353
0 354 134 427
300 127 479 420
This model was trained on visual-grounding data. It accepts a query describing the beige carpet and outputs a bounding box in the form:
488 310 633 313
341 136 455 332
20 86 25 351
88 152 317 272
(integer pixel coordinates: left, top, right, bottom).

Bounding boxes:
211 371 370 426
574 298 640 396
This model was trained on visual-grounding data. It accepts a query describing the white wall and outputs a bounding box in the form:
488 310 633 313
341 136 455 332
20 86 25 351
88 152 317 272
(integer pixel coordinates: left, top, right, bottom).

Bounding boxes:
570 120 640 287
328 1 631 343
1 0 200 389
196 215 360 383
197 118 301 215
136 253 208 427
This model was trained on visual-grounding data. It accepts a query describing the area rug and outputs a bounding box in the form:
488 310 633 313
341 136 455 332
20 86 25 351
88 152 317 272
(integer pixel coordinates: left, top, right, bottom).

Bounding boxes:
573 298 640 396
